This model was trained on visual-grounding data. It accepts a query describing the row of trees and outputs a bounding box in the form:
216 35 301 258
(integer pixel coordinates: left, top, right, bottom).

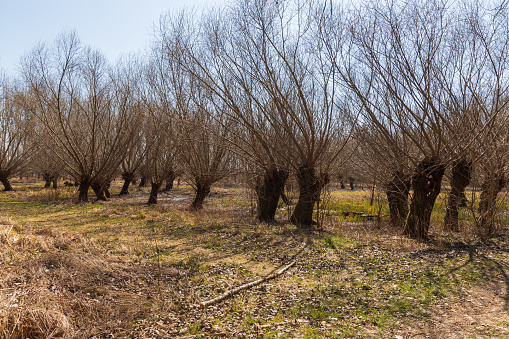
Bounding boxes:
1 0 509 240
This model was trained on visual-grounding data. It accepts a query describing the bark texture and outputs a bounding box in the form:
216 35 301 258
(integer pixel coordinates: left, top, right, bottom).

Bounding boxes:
43 173 52 188
0 177 13 191
255 168 289 222
290 165 329 228
120 172 134 195
478 174 505 239
191 183 211 210
444 159 472 232
148 182 163 205
386 171 411 229
91 182 108 201
78 179 91 202
404 157 445 240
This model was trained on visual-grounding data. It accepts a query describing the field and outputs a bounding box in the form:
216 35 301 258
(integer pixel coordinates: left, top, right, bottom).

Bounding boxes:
0 179 508 338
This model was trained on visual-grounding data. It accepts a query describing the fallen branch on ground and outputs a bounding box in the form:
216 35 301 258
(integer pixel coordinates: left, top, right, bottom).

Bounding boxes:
198 260 296 308
197 242 307 308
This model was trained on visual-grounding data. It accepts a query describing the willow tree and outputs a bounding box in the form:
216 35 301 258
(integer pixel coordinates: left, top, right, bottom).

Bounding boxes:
111 57 148 196
159 0 353 226
0 76 33 191
22 32 132 202
322 0 509 239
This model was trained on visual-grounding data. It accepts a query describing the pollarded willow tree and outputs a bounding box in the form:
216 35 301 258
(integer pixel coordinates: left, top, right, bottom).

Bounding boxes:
149 32 234 211
111 56 148 196
159 0 355 226
22 32 133 202
322 0 509 239
140 54 183 205
0 76 33 191
31 141 62 189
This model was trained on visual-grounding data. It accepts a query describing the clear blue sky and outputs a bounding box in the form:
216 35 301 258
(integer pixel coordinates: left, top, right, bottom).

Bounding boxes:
0 0 224 76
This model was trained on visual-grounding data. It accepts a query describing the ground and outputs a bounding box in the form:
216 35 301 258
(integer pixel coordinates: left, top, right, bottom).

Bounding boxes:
0 179 507 338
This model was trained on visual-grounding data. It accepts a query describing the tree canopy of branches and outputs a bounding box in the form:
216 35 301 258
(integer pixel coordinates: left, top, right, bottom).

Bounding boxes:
22 32 134 202
158 0 354 226
322 0 509 239
0 76 33 191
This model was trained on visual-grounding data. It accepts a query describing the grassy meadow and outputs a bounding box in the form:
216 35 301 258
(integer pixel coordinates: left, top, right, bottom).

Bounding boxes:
0 178 507 338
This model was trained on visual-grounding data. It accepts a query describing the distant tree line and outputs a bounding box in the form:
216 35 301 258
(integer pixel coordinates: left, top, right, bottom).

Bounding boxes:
0 0 508 240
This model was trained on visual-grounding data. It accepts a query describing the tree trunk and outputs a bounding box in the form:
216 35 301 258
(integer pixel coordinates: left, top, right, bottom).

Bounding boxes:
0 177 13 191
42 173 52 188
78 179 91 202
478 174 505 239
444 159 472 232
91 182 108 201
120 173 133 195
162 170 176 191
52 178 58 189
148 182 163 204
386 171 411 229
338 175 345 189
404 157 445 240
255 168 289 222
291 165 329 229
191 183 211 210
139 176 146 187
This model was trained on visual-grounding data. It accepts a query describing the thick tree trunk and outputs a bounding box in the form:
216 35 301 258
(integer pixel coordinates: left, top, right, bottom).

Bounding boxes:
52 178 58 189
148 182 163 204
120 173 134 195
91 182 108 201
42 173 52 188
404 157 445 240
255 168 289 222
290 165 329 229
162 170 176 191
191 183 211 210
0 177 13 191
444 159 472 232
78 179 91 202
120 178 132 195
386 171 411 229
478 174 505 239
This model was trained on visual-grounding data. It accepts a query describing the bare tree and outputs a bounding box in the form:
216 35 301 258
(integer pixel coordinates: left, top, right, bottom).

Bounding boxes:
159 0 354 225
179 110 234 210
31 140 62 189
111 57 147 196
141 56 182 205
322 0 509 239
22 32 132 202
142 106 178 205
0 76 33 191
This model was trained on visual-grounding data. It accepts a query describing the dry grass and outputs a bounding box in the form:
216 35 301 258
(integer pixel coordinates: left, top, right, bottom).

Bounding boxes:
0 180 507 338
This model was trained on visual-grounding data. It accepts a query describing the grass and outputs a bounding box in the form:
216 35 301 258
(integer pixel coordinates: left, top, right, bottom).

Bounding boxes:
0 179 507 338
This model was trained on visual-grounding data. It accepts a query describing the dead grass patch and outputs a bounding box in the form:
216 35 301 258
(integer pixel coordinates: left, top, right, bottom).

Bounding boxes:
0 307 74 339
0 183 507 337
